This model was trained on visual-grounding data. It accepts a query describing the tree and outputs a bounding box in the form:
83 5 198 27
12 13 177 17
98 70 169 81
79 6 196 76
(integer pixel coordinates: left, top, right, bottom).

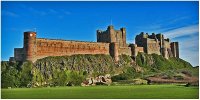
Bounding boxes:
67 71 85 86
19 61 33 87
1 61 20 88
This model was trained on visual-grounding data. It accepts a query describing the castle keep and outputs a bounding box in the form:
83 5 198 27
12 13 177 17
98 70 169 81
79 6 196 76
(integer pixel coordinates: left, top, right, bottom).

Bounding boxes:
135 32 179 59
10 25 179 62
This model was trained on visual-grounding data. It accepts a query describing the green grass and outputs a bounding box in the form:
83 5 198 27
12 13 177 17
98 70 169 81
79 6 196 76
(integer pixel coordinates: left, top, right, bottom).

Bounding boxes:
1 85 199 99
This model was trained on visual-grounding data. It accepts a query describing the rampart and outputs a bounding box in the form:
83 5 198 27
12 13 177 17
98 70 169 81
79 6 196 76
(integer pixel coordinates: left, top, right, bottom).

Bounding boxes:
135 32 179 59
10 25 179 62
35 38 110 62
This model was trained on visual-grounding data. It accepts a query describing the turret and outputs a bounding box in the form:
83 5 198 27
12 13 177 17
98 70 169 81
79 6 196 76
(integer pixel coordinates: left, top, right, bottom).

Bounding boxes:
109 42 119 62
129 44 138 61
120 28 126 47
170 42 179 58
96 30 102 42
162 47 168 59
156 34 163 47
23 31 37 62
107 25 116 43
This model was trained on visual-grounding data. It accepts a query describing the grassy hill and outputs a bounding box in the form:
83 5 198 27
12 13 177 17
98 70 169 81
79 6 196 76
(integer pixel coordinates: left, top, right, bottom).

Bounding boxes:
136 52 193 71
1 53 198 88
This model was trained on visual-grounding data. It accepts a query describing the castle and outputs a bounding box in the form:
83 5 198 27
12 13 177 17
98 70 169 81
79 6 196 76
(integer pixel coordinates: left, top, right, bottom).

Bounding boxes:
9 25 179 62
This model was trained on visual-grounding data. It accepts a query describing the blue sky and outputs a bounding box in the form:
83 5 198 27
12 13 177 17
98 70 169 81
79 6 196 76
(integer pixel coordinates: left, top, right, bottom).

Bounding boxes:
1 1 199 66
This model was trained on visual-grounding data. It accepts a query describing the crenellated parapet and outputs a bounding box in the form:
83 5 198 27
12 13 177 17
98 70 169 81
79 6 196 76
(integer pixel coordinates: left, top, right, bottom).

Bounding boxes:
135 32 179 59
10 25 179 63
97 25 127 47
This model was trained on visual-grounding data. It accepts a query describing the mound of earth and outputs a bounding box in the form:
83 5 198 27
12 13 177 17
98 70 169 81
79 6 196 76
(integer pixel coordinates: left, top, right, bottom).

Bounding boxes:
146 75 198 85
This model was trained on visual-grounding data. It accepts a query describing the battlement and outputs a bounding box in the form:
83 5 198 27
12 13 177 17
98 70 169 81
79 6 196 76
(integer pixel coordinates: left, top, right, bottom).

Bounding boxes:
135 32 179 59
37 38 100 44
10 25 179 63
107 25 114 30
11 25 130 62
97 25 127 47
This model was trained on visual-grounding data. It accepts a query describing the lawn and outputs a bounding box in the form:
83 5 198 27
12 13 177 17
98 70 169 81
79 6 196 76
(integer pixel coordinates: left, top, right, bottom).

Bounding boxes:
1 84 199 99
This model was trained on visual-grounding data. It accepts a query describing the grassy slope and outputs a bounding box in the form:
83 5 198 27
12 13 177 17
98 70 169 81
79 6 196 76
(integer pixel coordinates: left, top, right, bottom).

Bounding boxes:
2 85 198 99
136 52 198 78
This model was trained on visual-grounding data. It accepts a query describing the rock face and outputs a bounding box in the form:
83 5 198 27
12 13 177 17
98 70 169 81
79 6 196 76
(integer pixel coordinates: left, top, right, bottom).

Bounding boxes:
31 54 136 86
34 55 115 76
31 53 194 87
2 50 198 88
81 74 112 86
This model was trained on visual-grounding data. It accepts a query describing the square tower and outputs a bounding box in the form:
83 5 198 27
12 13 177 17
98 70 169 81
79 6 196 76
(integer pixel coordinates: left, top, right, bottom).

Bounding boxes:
97 25 127 47
170 42 179 58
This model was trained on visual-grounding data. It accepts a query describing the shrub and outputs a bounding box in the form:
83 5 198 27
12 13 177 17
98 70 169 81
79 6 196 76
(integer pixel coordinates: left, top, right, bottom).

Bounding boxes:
132 79 148 85
111 74 128 82
185 83 191 87
181 70 192 77
136 52 193 71
1 61 21 88
174 75 184 80
96 82 107 86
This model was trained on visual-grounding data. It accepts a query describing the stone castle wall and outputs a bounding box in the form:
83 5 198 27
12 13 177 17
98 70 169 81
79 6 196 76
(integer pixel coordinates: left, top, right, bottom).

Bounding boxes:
14 48 24 61
12 25 127 62
146 38 160 55
97 26 126 47
35 38 110 62
135 32 179 59
118 47 132 56
10 25 179 62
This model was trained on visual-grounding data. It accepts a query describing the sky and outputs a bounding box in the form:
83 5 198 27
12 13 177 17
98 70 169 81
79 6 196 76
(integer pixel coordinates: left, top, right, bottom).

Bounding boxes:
1 1 199 66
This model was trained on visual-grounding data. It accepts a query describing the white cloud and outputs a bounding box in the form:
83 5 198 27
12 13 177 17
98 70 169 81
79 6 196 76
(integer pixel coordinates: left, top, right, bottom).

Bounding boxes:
2 11 19 17
166 31 199 66
19 4 71 17
163 24 199 39
130 16 199 66
63 11 71 15
49 9 57 14
180 47 199 66
132 23 199 66
28 7 47 16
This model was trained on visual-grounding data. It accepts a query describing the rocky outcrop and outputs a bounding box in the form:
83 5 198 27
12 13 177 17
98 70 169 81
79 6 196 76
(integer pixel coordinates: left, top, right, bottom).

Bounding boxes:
81 74 112 86
31 54 137 86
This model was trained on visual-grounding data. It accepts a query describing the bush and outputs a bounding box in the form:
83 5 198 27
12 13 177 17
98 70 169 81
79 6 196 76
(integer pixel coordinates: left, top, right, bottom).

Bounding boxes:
136 52 193 71
1 61 21 88
19 61 33 87
185 83 191 87
111 74 128 82
111 67 143 82
68 71 85 86
181 70 192 77
132 79 148 85
174 75 184 80
96 82 107 86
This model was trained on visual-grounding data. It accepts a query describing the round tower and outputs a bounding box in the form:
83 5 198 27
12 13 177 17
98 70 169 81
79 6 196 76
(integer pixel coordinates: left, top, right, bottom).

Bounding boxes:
109 42 119 62
23 31 37 62
113 42 119 62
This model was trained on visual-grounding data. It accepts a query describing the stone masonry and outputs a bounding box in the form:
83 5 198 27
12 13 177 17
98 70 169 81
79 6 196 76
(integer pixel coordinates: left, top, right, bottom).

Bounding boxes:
135 32 179 59
9 25 179 62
